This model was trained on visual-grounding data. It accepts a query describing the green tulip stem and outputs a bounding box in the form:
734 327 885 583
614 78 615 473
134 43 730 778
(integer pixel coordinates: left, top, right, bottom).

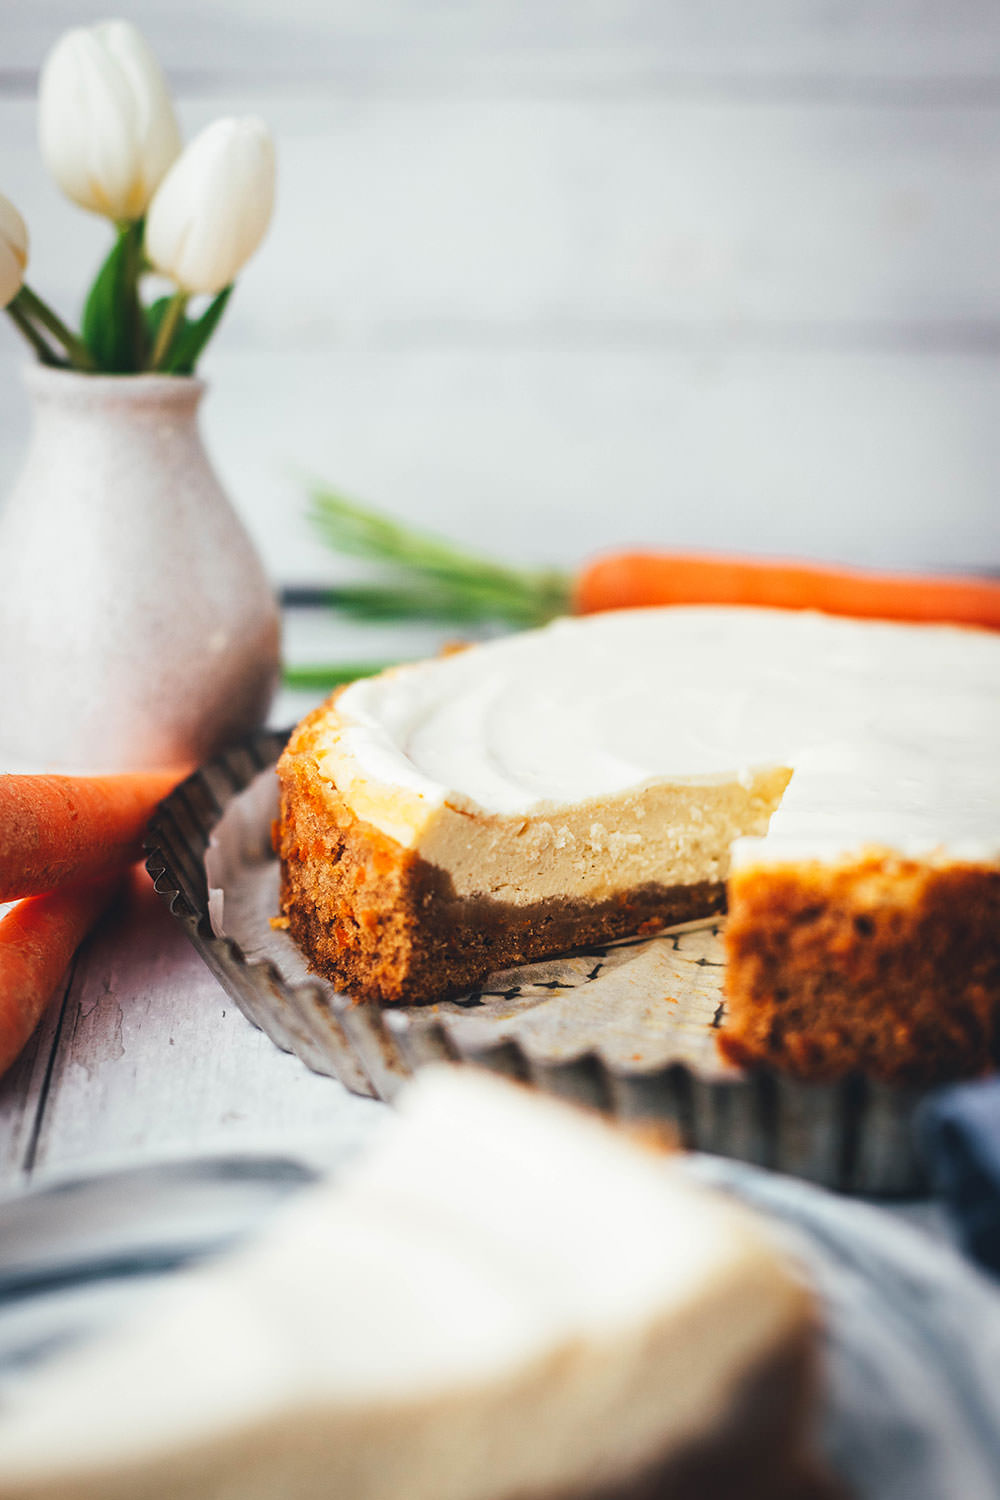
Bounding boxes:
121 220 147 369
4 297 61 364
150 290 188 371
14 284 96 371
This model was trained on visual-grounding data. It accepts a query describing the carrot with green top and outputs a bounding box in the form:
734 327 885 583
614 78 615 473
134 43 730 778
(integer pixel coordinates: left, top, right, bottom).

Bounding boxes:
0 875 123 1076
291 489 1000 687
0 770 182 901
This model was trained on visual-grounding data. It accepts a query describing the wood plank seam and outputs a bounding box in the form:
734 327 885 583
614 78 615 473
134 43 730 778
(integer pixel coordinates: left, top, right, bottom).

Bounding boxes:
8 70 1000 104
20 957 79 1179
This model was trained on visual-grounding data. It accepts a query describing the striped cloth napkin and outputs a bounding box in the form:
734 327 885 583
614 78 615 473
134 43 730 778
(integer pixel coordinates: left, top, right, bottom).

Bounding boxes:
918 1076 1000 1274
690 1155 1000 1500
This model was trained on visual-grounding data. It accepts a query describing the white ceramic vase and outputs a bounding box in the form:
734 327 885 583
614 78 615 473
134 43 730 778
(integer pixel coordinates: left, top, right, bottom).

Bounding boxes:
0 365 281 772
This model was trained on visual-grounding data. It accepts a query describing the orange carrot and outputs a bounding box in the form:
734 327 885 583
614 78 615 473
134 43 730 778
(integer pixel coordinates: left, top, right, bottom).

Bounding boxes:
574 551 1000 632
0 770 183 902
0 875 122 1077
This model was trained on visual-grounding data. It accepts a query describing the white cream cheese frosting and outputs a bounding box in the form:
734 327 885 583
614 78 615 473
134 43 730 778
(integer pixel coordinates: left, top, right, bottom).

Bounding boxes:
0 1069 809 1500
308 606 1000 901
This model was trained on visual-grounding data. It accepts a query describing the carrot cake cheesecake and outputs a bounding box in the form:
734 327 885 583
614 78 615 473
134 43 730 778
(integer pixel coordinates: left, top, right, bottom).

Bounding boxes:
276 606 1000 1083
0 1068 838 1500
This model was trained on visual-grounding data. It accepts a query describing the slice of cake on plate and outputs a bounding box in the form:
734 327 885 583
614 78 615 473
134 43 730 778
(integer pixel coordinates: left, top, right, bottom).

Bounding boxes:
0 1068 837 1500
276 605 1000 1083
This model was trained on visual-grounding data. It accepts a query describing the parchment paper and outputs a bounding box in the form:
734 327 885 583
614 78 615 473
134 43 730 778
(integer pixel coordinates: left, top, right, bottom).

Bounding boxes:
205 768 736 1080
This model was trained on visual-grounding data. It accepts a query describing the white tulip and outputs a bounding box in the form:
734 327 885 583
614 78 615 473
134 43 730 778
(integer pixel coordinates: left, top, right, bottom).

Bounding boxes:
0 194 28 308
145 117 275 296
39 20 181 221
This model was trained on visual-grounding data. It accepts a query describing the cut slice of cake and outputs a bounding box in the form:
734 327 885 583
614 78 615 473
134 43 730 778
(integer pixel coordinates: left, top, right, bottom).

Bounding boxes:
276 605 1000 1082
721 848 1000 1085
0 1068 837 1500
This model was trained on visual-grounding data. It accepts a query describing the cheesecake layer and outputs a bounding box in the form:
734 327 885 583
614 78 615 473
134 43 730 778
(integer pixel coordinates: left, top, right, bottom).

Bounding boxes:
306 693 789 909
278 699 734 1002
278 734 726 1002
323 606 1000 879
0 1070 832 1500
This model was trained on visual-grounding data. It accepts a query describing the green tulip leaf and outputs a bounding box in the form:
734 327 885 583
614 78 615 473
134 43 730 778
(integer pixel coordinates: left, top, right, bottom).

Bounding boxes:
82 222 146 373
161 286 233 375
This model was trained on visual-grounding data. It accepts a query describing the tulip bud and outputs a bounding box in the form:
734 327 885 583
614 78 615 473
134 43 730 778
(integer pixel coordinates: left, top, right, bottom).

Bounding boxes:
39 20 181 221
0 194 28 308
145 117 275 296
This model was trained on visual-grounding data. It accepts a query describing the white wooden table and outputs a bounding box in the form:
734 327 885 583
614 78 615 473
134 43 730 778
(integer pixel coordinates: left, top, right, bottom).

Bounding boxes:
0 862 389 1190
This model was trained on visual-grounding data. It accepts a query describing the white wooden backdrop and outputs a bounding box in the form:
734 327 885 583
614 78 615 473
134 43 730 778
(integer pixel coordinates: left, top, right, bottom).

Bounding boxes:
3 0 1000 585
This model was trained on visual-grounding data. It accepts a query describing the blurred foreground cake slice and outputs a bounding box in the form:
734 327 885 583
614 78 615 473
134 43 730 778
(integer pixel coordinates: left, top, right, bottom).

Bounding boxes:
276 605 1000 1083
0 1069 837 1500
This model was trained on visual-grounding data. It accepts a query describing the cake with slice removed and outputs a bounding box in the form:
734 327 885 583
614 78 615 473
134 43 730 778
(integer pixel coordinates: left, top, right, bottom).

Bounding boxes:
276 605 1000 1083
0 1068 838 1500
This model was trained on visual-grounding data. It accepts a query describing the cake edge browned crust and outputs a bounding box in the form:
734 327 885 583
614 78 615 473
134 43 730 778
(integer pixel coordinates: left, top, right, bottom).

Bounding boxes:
721 851 1000 1086
275 701 724 1006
